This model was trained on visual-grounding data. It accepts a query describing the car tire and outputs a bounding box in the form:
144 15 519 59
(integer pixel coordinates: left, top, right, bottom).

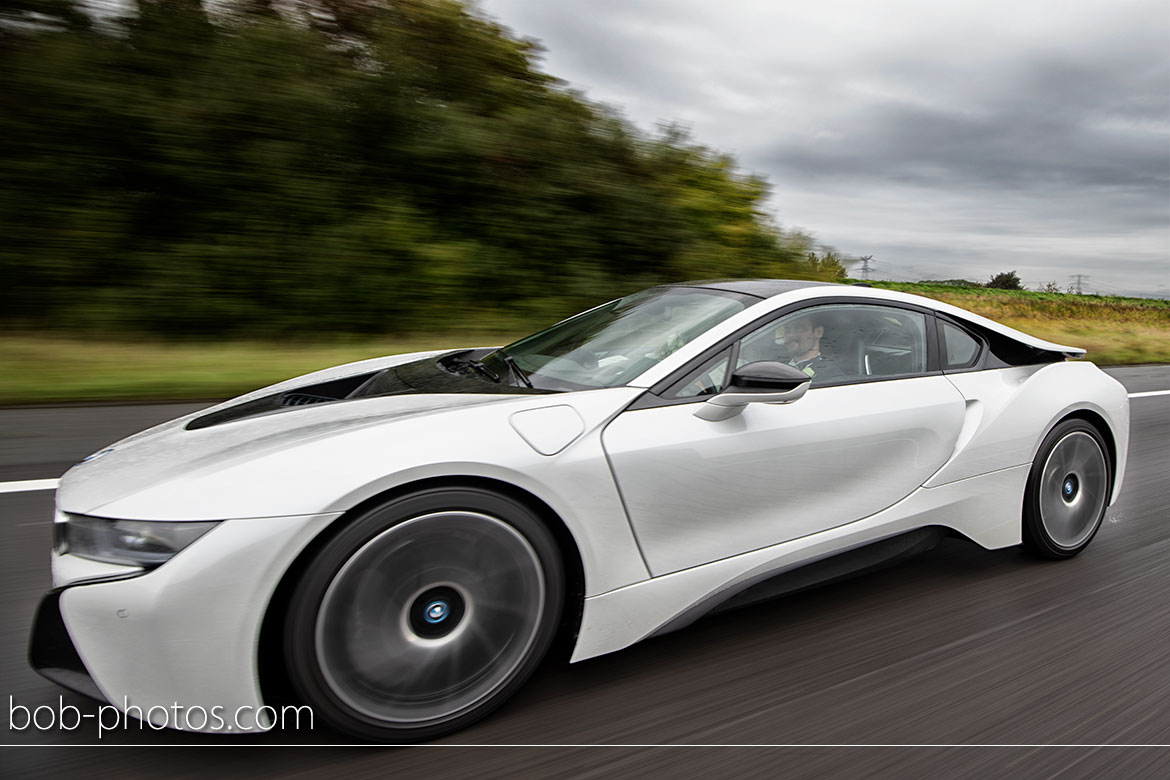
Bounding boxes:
1022 419 1111 560
284 487 564 742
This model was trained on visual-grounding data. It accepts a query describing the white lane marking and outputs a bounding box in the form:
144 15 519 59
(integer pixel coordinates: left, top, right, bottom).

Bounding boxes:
0 478 59 494
1128 389 1170 399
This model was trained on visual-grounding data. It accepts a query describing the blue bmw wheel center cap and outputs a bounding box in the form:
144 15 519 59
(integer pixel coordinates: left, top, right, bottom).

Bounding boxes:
409 586 466 638
424 600 449 623
1062 473 1079 500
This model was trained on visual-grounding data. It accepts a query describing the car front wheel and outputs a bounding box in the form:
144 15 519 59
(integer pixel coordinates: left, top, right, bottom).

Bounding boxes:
285 487 564 742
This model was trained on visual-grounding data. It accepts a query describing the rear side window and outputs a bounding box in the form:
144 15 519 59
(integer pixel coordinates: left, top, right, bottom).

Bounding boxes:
941 321 982 369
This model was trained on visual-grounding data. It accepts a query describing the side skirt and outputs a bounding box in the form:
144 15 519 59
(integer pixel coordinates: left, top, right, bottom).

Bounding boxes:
709 526 947 616
570 464 1028 663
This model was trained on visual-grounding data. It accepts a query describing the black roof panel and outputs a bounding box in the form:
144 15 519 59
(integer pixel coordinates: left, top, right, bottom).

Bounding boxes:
673 279 844 299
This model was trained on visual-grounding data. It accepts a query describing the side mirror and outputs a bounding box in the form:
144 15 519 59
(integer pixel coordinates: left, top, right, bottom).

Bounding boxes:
694 361 811 421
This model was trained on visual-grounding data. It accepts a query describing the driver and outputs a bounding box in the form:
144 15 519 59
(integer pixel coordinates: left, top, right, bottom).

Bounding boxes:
776 314 844 384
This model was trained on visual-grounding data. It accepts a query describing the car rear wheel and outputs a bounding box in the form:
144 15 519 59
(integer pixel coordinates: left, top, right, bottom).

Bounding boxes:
285 487 563 742
1022 419 1110 559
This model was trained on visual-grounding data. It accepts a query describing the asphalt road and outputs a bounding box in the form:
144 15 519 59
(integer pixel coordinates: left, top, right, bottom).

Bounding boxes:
1 366 1168 778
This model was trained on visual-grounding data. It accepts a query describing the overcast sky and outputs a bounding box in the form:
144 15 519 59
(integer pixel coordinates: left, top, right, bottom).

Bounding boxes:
479 0 1170 296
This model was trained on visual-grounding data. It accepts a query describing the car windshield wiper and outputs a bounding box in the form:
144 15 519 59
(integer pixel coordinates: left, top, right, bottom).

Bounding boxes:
463 357 500 383
498 351 534 389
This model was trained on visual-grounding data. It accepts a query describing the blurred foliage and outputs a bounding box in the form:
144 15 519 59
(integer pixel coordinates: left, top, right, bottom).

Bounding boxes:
804 250 848 281
0 0 845 337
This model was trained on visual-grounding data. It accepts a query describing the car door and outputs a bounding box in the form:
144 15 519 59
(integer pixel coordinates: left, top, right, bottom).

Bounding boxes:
601 301 967 577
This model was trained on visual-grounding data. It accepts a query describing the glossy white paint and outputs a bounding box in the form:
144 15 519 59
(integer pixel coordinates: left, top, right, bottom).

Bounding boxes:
572 464 1031 661
58 393 520 515
59 387 650 598
603 376 966 575
931 362 1130 502
38 283 1131 733
509 405 586 455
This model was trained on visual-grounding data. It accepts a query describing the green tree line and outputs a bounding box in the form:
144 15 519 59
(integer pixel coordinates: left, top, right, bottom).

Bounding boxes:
1 0 845 337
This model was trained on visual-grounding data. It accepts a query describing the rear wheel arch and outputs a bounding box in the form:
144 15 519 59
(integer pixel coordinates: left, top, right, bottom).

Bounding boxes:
257 476 586 720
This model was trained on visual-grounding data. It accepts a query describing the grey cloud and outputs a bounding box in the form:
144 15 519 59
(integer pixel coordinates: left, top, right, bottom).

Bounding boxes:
480 0 1169 294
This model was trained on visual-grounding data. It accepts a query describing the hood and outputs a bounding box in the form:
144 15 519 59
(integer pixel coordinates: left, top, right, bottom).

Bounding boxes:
57 391 528 515
55 347 542 515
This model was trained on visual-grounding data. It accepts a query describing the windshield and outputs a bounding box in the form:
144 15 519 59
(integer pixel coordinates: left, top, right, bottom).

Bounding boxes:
481 287 755 391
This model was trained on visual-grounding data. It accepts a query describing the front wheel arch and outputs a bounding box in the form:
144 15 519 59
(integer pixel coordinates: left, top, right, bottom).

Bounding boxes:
256 476 586 723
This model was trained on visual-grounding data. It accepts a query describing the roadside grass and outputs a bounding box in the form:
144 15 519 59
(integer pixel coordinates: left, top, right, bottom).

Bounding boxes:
2 283 1167 404
0 335 519 405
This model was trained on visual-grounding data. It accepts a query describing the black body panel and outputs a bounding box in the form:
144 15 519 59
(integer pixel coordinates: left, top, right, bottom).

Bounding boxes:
672 279 839 298
393 350 553 396
651 527 948 637
28 589 108 703
713 527 947 613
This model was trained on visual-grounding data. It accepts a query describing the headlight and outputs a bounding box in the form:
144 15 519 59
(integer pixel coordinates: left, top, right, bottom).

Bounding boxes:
55 514 220 568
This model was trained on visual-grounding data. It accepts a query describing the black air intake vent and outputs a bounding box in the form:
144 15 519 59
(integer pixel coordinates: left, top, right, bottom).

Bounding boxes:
185 370 384 430
281 392 335 407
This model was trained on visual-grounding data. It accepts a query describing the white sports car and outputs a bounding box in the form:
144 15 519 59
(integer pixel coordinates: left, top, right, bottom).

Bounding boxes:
31 280 1130 741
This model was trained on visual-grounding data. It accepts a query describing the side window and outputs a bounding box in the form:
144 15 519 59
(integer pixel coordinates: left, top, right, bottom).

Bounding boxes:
734 303 929 387
941 321 982 369
664 348 732 398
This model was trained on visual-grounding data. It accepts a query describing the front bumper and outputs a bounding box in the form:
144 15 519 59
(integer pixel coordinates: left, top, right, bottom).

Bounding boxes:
28 511 339 732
